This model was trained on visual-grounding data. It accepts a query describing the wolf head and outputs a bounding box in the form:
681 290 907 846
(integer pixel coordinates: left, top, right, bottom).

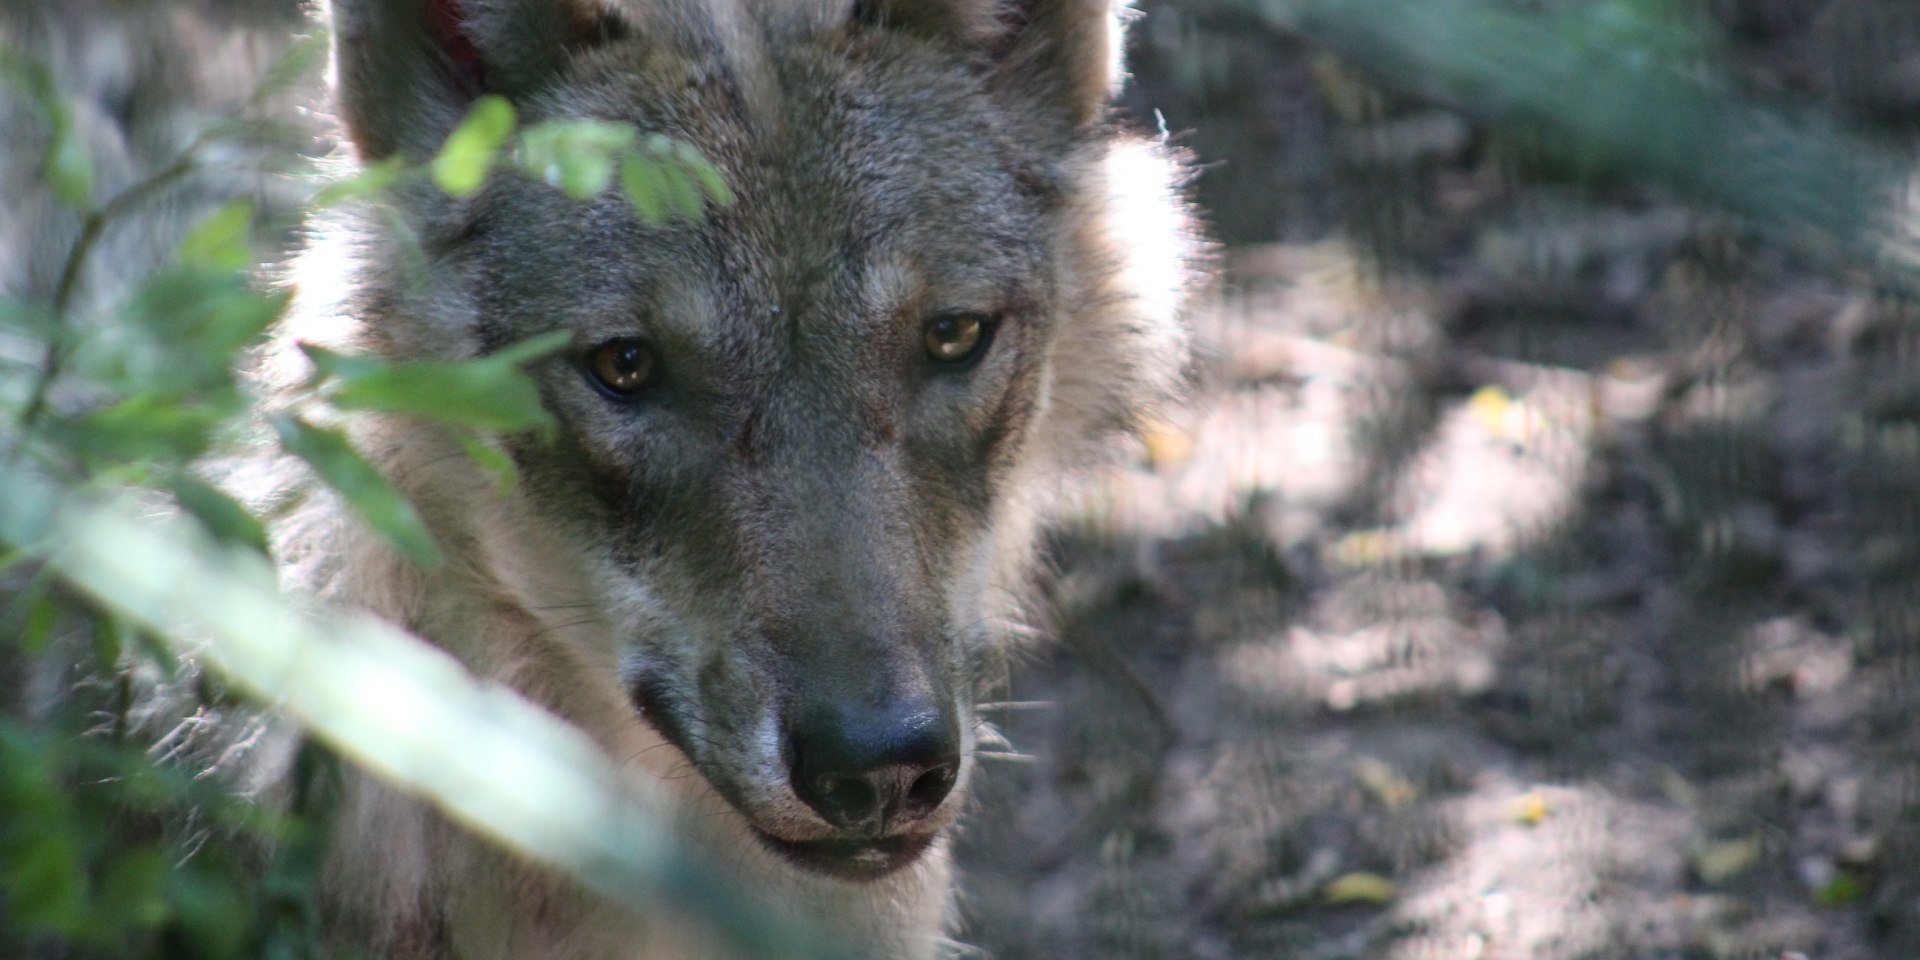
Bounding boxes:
314 0 1195 884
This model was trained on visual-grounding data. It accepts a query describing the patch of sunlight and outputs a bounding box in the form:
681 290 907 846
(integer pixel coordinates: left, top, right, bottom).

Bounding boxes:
1072 239 1448 543
1076 378 1364 540
1738 614 1853 699
1219 576 1502 712
1353 755 1421 810
1330 368 1642 566
1385 778 1693 960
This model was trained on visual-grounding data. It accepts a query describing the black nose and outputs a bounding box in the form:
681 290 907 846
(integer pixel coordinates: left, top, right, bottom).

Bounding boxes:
788 701 960 832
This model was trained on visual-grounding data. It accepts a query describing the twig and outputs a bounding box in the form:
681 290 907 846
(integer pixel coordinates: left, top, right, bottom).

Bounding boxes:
13 153 200 445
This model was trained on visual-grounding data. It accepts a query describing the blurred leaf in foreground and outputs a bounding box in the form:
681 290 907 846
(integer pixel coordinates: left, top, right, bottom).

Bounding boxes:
516 119 636 200
272 414 441 569
432 94 516 198
1323 871 1397 906
0 461 856 960
166 474 270 556
178 200 259 273
1248 0 1906 280
302 330 569 435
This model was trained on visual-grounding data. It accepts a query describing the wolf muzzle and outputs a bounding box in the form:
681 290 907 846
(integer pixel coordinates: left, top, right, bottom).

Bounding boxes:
786 698 960 834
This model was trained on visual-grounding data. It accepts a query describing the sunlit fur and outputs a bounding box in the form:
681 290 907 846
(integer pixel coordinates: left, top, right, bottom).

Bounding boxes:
251 0 1202 956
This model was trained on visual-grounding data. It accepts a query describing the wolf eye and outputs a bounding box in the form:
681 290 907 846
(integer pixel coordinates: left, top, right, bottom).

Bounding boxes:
586 337 657 398
923 312 992 365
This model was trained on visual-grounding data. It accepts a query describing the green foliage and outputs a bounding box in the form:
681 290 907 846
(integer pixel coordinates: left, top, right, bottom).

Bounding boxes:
432 94 517 197
0 719 330 960
272 414 444 568
0 33 743 960
1245 0 1908 276
521 122 735 219
302 331 569 435
429 95 734 220
518 118 634 199
180 200 262 273
1815 869 1871 907
510 119 733 218
1 47 95 210
311 155 406 209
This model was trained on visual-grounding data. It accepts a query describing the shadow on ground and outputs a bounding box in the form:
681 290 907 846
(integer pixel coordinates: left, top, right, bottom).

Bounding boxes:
12 2 1920 959
953 4 1920 958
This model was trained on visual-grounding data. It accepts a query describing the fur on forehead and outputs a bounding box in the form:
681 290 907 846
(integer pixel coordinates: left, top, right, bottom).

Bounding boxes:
327 0 1128 161
670 0 1125 128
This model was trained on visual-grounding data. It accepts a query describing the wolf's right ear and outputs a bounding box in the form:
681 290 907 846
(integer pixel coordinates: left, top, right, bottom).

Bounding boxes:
327 0 625 161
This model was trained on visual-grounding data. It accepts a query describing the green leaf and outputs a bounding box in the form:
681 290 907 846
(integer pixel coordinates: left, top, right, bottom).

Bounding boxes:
179 200 257 272
459 434 519 494
19 591 58 656
117 270 287 394
1323 871 1397 906
324 362 550 432
256 30 330 102
167 868 250 960
489 329 573 367
272 415 442 568
68 396 228 464
1816 869 1870 907
688 157 735 209
659 166 702 221
1691 834 1763 885
673 140 735 208
92 613 127 673
45 105 92 211
0 813 88 935
312 155 407 209
620 153 666 223
0 53 90 209
98 846 173 931
515 120 637 200
168 475 270 556
298 342 385 384
315 332 568 435
432 95 516 198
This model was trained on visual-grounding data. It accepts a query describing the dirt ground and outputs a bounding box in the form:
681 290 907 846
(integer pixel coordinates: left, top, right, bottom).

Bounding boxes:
13 2 1920 958
953 4 1920 959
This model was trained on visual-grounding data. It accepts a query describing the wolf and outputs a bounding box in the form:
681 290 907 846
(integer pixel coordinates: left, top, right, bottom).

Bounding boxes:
260 0 1200 956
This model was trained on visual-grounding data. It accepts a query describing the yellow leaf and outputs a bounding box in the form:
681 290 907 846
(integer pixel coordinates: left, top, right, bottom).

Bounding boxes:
1469 383 1541 443
1692 835 1762 885
1140 417 1194 470
1510 791 1550 826
1330 529 1396 568
1352 757 1418 810
1324 871 1397 906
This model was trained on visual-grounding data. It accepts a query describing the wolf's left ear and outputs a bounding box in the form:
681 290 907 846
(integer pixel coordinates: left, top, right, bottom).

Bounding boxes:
329 0 626 161
858 0 1127 132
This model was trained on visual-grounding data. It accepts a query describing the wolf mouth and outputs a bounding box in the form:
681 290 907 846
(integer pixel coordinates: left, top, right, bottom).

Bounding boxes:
748 828 937 882
627 674 944 881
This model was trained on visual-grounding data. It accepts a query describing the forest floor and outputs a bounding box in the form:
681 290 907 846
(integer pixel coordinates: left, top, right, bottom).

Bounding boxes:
14 1 1920 958
954 3 1920 959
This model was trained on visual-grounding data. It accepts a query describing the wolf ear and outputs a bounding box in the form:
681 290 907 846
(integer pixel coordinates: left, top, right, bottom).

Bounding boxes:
857 0 1126 131
328 0 625 160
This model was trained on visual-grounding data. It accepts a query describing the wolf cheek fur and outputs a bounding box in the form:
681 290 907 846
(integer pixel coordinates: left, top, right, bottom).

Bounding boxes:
269 0 1201 955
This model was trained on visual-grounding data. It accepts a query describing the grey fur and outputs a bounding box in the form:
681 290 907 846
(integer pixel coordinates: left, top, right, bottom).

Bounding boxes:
266 0 1202 955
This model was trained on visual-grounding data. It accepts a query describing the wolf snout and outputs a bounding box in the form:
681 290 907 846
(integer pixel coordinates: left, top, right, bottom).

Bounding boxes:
787 702 960 833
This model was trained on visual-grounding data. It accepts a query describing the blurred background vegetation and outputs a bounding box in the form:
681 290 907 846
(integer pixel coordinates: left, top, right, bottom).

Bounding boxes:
7 0 1920 958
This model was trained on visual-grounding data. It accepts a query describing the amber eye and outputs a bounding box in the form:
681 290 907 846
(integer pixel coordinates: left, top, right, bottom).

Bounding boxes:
586 337 656 398
924 312 991 365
